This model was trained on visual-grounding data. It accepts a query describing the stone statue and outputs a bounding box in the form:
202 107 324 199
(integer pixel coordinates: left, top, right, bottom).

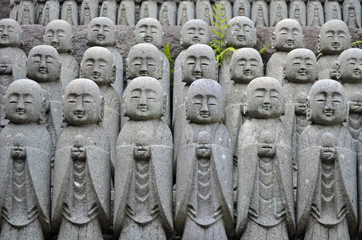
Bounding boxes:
289 0 306 26
267 19 304 83
343 0 361 28
270 0 288 27
173 44 217 162
0 19 27 127
113 76 173 240
346 92 362 140
216 0 232 27
61 0 78 25
307 0 324 26
281 48 318 199
117 0 135 26
195 0 212 26
251 0 268 27
297 79 357 239
318 20 351 80
236 77 294 240
80 0 98 25
17 0 35 25
34 0 46 23
140 0 157 19
0 79 51 240
233 0 250 18
134 18 170 125
87 17 123 97
43 20 79 90
177 0 195 26
26 45 63 145
52 78 111 240
80 46 120 172
324 0 341 22
100 0 117 23
159 0 176 26
223 48 263 188
175 78 233 240
9 0 21 20
41 0 60 26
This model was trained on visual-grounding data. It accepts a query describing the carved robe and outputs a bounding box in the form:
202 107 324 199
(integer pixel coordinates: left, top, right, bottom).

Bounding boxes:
52 125 111 239
297 125 357 239
114 119 173 239
100 0 117 23
177 0 195 26
307 0 324 27
175 123 233 239
61 0 78 25
59 53 79 91
0 123 51 239
117 0 135 26
236 118 295 239
0 62 13 127
251 0 269 27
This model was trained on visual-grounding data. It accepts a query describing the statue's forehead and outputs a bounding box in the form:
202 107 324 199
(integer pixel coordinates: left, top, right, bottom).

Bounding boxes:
185 47 214 59
287 50 315 60
275 20 301 31
232 49 261 61
83 48 113 62
29 48 58 58
183 20 208 31
339 49 362 61
230 18 253 27
350 92 362 100
46 22 71 33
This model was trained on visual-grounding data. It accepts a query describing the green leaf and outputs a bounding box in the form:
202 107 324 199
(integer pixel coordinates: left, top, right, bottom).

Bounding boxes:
316 52 323 59
258 43 271 55
211 28 220 36
352 40 362 45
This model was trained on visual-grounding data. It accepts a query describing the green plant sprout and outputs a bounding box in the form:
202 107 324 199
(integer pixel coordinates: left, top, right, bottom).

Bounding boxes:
258 43 271 55
163 42 175 86
211 3 235 66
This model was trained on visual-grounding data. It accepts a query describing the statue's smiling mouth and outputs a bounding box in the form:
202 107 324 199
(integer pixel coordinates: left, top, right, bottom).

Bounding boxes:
38 67 48 74
74 110 85 117
332 42 340 48
298 69 307 75
16 109 26 114
243 69 252 75
1 35 9 40
200 111 210 118
138 106 148 111
144 36 153 42
192 36 200 42
286 40 294 46
323 109 334 116
97 34 105 41
237 36 245 41
92 72 100 79
51 42 59 48
353 69 361 75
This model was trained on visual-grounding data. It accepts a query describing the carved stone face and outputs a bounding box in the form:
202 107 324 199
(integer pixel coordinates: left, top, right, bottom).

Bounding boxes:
87 17 115 47
273 19 303 51
226 16 256 48
285 49 318 83
186 79 224 124
349 92 362 114
27 45 61 82
80 47 115 85
0 55 12 74
246 77 285 118
0 18 22 47
123 77 165 120
182 44 217 84
294 92 308 115
135 18 163 49
127 43 163 80
43 20 74 54
308 79 347 125
319 20 351 54
5 79 44 123
181 19 210 48
134 131 151 161
337 48 362 83
63 78 103 125
230 48 263 83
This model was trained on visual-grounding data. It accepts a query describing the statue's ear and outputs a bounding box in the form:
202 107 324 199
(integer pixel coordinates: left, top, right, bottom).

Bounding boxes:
70 35 75 54
98 96 104 124
306 97 311 121
111 65 116 84
271 32 276 49
282 64 287 82
317 35 322 53
336 62 341 80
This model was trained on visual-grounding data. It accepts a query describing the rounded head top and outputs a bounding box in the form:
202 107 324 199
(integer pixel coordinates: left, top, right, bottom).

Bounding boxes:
44 20 74 54
27 45 61 82
63 78 103 125
284 48 318 83
273 18 304 51
226 16 256 48
186 78 225 124
337 48 362 83
87 17 116 47
230 48 263 83
5 79 45 124
135 18 163 49
181 19 210 48
80 46 115 85
0 18 23 47
245 77 285 118
319 20 351 54
123 76 166 120
307 79 347 125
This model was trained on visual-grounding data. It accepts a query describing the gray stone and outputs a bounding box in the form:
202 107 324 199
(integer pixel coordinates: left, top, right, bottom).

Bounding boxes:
317 20 351 79
269 0 288 27
237 77 295 240
27 45 63 144
0 79 51 239
80 0 99 25
289 0 306 26
159 0 177 26
40 0 59 26
343 0 361 28
140 0 157 20
307 0 324 26
267 19 304 83
347 92 362 140
324 0 341 22
233 0 250 18
87 17 123 98
43 20 79 91
196 0 213 26
297 79 357 239
251 0 269 27
100 0 117 23
114 76 173 240
80 46 120 171
61 0 78 25
117 0 135 26
17 0 36 25
177 0 195 26
175 78 233 239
